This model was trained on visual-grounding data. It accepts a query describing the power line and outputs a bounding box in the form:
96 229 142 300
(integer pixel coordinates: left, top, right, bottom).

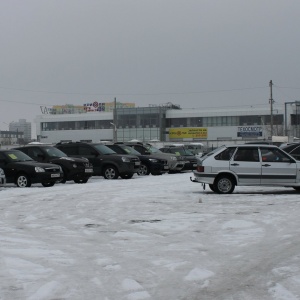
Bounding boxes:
0 98 48 106
0 85 267 96
274 85 300 90
273 85 299 103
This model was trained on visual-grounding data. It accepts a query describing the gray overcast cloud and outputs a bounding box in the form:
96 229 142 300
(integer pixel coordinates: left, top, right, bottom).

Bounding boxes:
1 0 300 131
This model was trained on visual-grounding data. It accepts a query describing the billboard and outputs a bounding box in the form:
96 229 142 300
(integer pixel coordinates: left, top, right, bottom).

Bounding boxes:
83 101 135 112
169 127 208 139
237 126 262 137
40 102 136 114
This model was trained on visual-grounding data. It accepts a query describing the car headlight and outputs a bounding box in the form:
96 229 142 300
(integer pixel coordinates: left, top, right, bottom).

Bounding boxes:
72 164 77 168
0 168 4 175
149 158 158 163
170 156 177 161
121 156 131 162
35 167 45 173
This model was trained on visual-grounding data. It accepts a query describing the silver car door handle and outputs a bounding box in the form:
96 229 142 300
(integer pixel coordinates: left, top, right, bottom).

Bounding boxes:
230 163 239 166
262 164 271 167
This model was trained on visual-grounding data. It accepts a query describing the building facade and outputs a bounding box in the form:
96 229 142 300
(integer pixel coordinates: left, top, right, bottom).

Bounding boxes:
35 102 293 147
0 130 24 146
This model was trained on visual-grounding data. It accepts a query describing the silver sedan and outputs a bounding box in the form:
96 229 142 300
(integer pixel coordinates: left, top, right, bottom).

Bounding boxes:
191 144 300 194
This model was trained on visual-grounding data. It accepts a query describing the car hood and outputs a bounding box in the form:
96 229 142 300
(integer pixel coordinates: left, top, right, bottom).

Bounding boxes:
8 161 61 169
149 153 179 161
49 157 88 163
156 153 186 161
114 154 140 159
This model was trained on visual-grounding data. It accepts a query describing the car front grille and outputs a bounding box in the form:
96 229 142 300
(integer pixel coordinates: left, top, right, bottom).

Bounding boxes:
159 159 168 165
176 156 186 161
45 167 61 173
82 162 92 168
131 157 140 163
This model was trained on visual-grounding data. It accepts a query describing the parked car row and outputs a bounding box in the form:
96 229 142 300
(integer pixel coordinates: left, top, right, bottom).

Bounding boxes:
3 141 300 190
104 143 169 176
118 142 186 172
0 141 198 188
14 145 93 183
56 142 140 179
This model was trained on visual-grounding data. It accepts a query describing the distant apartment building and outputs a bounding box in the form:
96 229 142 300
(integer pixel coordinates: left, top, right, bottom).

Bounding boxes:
0 130 24 146
9 119 32 143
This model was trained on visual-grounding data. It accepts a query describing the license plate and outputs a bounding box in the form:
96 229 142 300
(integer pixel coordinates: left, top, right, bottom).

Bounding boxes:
193 164 197 167
51 173 60 178
135 162 140 166
85 169 93 173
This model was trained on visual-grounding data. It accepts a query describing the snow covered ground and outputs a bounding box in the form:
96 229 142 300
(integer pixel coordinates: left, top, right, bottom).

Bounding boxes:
1 172 300 300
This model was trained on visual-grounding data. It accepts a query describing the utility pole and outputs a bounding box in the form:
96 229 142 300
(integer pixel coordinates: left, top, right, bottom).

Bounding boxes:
269 80 274 137
113 97 117 142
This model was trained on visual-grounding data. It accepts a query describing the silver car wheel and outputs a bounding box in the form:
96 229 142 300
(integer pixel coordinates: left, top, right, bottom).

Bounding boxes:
103 166 119 179
138 164 149 176
16 174 31 188
214 176 234 194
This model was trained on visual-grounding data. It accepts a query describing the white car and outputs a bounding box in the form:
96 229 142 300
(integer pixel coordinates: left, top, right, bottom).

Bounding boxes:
191 144 300 194
0 167 6 186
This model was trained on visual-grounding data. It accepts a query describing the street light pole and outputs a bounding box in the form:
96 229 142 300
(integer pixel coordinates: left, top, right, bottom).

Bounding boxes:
269 80 274 138
110 122 117 142
112 97 117 142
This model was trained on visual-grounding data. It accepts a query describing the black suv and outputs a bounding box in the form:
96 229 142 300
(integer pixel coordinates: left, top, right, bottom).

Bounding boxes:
15 144 93 184
0 149 63 187
105 143 169 176
55 142 140 179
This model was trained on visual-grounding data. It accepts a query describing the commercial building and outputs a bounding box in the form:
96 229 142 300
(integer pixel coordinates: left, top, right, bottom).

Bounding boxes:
35 101 299 148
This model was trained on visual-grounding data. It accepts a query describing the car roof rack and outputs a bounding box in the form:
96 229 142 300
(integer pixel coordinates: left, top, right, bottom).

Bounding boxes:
56 140 73 145
123 141 144 145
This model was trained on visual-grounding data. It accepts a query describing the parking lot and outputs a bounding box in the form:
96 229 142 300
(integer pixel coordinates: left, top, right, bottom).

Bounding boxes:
1 172 300 300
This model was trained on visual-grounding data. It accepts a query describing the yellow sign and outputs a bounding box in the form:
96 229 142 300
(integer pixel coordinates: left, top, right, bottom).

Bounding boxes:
169 127 207 139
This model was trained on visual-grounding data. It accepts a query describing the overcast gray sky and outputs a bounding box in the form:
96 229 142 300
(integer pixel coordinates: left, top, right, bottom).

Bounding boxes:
1 0 300 131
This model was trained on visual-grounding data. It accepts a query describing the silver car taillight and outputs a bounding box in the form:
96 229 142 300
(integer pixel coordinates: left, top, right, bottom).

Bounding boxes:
197 166 204 172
